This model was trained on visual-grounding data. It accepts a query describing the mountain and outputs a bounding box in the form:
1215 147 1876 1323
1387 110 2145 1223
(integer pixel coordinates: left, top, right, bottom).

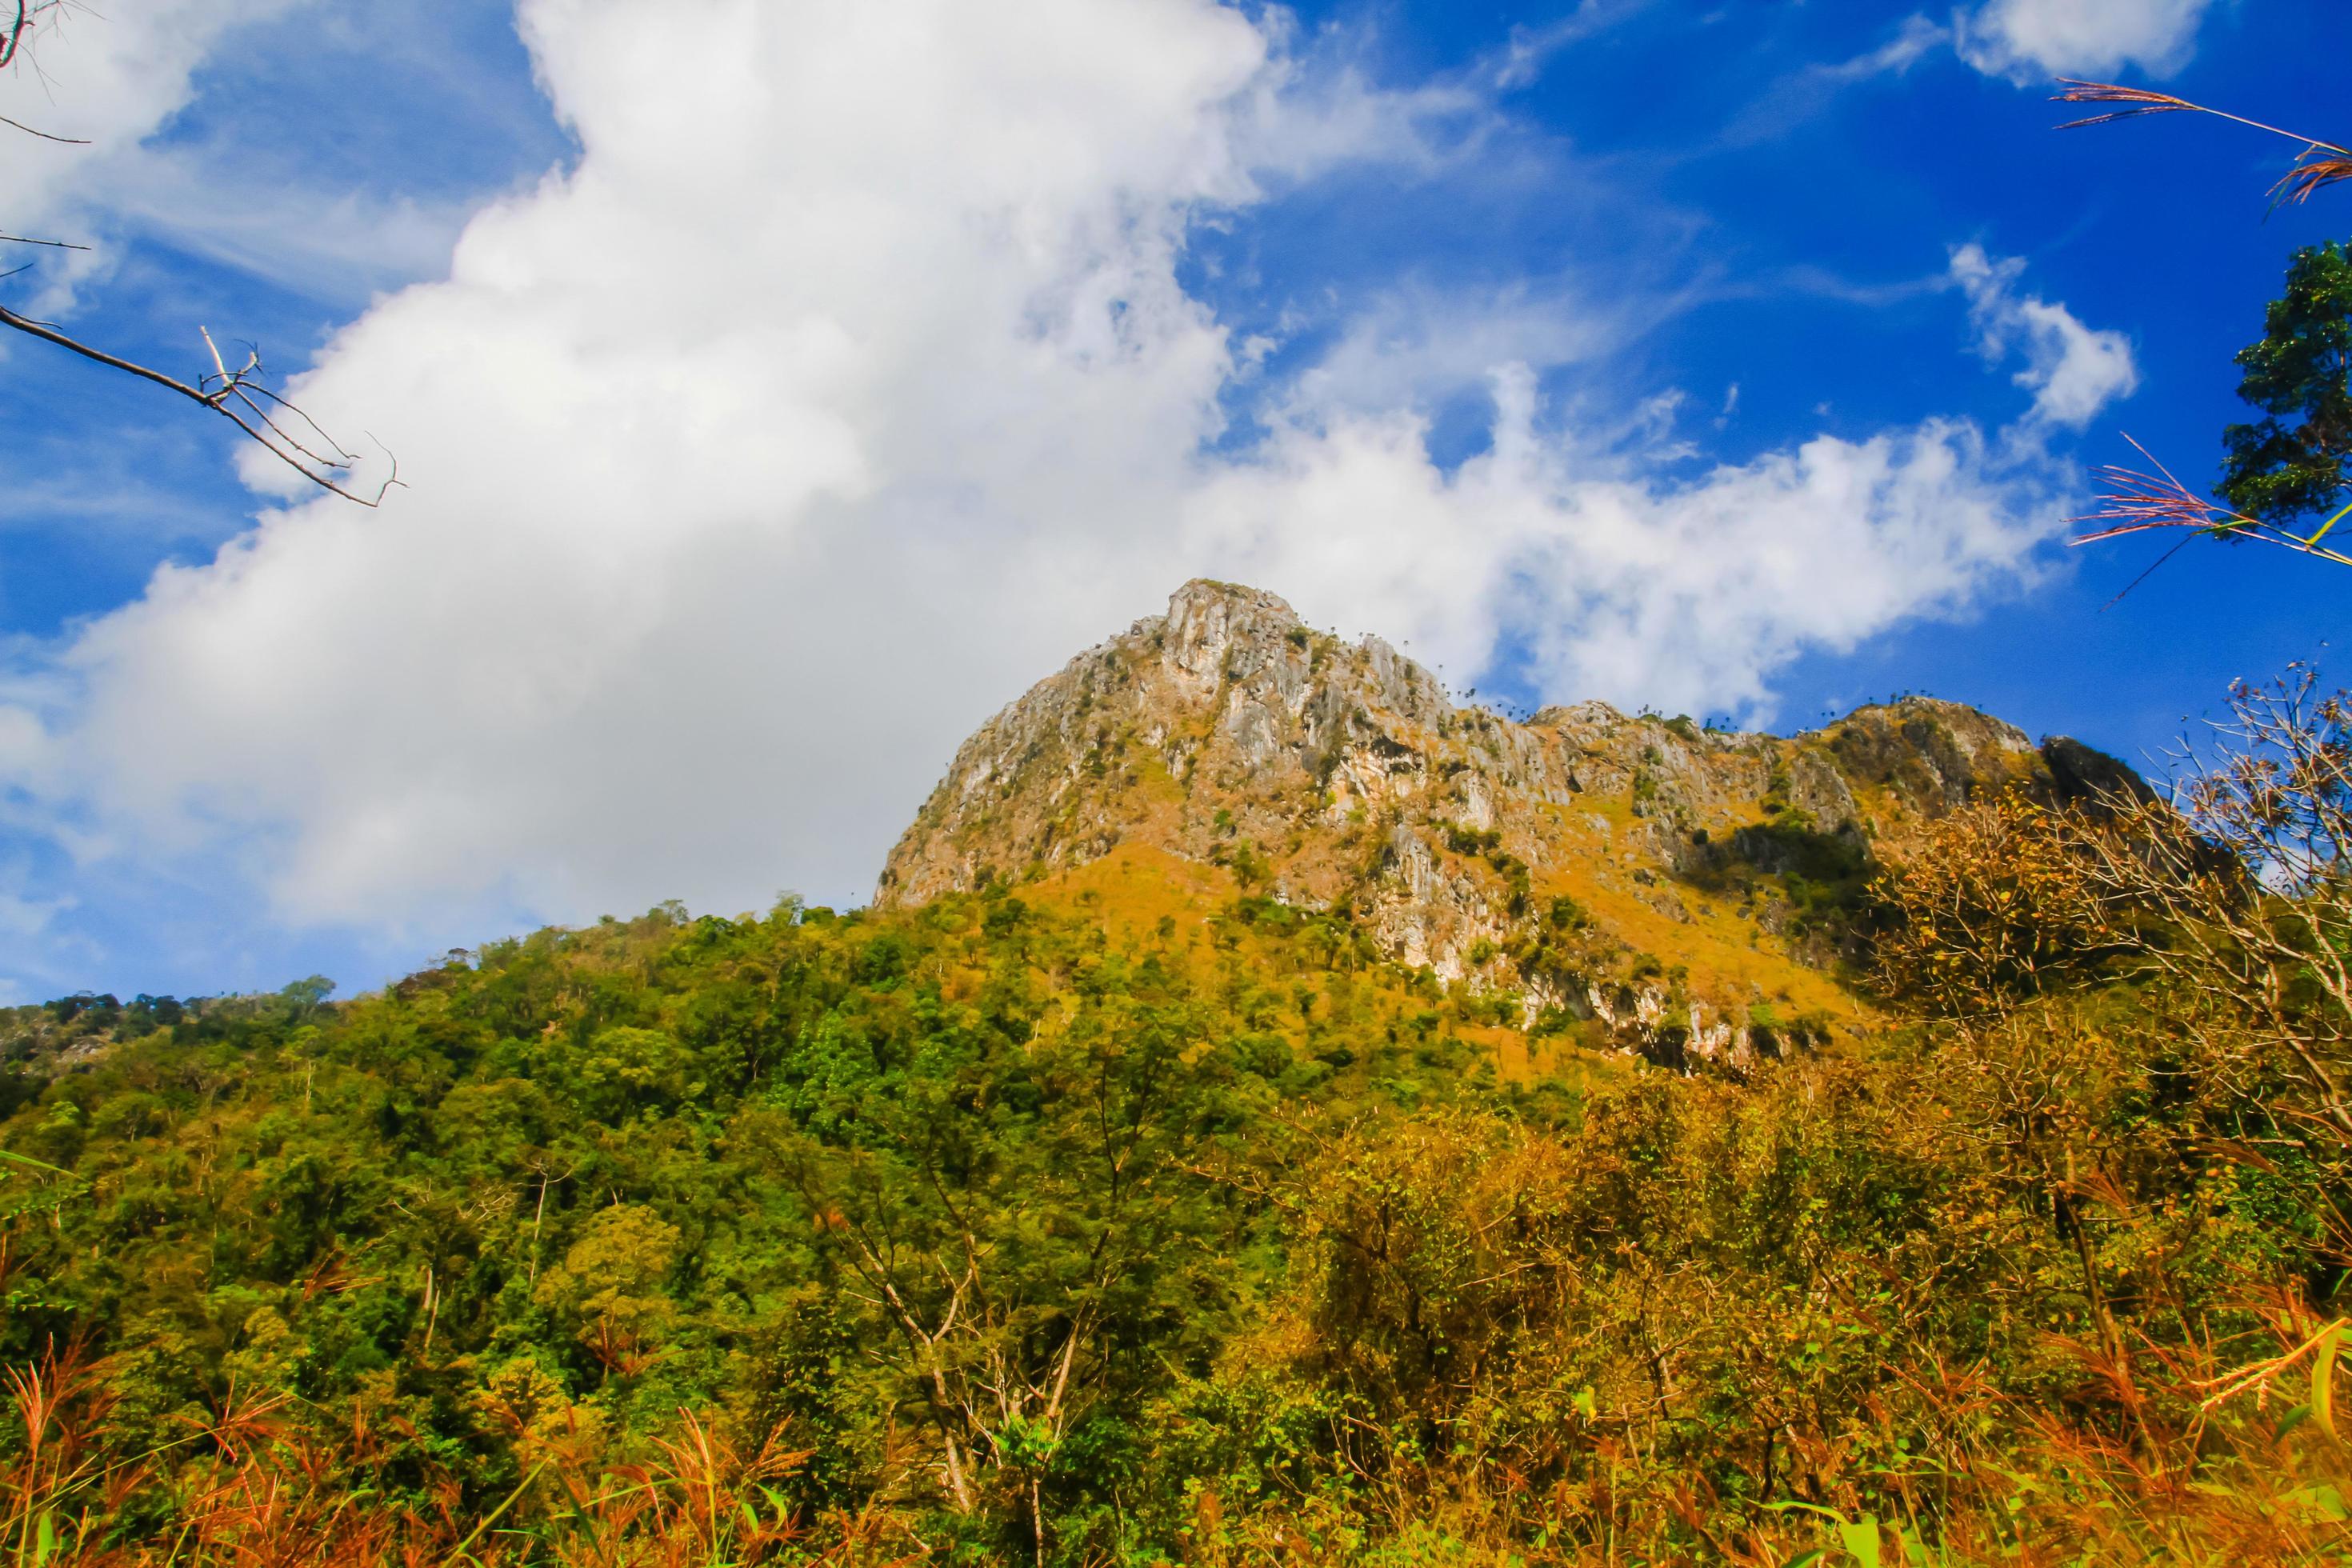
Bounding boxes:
880 578 2139 1067
4 583 2327 1568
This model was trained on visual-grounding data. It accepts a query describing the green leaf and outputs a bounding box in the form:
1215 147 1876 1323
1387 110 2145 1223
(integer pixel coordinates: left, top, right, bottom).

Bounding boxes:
0 1146 79 1181
2314 1319 2342 1442
2283 1482 2348 1524
1835 1513 1882 1568
2305 496 2352 547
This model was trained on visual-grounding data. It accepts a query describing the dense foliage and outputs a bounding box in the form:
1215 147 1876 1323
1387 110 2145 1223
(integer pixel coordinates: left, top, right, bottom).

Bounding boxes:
6 689 2352 1565
2221 239 2352 530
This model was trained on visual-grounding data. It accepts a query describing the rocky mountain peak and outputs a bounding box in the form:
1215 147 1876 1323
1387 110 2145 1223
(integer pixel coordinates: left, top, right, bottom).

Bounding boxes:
1152 578 1448 727
876 579 2136 1069
1158 578 1296 692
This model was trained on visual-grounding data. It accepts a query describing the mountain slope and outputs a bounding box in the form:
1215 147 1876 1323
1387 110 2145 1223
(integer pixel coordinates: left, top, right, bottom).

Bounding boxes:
879 578 2138 1066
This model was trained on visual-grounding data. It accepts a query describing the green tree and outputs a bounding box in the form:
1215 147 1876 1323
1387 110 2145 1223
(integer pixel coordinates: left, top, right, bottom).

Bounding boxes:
535 1202 684 1376
2219 241 2352 529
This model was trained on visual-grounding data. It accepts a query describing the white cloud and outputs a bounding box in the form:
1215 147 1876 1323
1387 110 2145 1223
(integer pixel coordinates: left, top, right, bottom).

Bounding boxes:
0 855 73 943
1189 368 2069 718
1950 242 2137 427
1229 18 1490 180
1957 0 2213 81
1 0 2108 942
3 0 556 316
1279 278 1632 419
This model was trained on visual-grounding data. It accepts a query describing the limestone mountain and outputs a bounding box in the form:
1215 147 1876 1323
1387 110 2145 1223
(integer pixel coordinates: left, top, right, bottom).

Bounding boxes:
878 579 2138 1067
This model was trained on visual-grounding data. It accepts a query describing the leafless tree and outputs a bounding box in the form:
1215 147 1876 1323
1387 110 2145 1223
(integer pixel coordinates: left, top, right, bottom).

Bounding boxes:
2078 669 2352 1152
1 0 399 504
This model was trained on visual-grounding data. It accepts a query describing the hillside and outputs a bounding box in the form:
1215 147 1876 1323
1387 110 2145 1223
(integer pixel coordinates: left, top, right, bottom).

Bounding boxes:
882 578 2137 1066
2 585 2343 1567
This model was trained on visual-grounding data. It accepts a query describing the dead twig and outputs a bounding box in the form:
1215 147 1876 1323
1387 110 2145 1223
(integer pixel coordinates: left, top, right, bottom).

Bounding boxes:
0 304 404 506
0 113 85 143
2 0 396 506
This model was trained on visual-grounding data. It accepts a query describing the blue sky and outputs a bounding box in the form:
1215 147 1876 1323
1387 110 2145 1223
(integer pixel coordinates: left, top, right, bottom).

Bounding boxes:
0 0 2345 1002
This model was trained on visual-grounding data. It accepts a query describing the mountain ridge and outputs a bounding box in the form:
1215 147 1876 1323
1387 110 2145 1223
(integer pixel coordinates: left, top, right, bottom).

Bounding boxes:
878 579 2136 1069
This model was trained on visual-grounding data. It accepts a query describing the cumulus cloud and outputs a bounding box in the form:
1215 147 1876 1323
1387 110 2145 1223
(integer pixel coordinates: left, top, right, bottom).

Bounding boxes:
1957 0 2213 82
1190 368 2070 718
1950 242 2138 427
2 0 2116 941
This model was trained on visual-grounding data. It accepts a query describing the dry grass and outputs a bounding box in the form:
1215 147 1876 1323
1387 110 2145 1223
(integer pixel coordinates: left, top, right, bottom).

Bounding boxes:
0 1343 862 1568
2054 79 2352 207
2070 434 2352 570
1023 841 1236 945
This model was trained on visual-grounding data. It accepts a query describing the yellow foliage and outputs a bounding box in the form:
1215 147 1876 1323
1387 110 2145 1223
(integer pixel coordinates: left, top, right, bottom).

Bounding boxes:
1872 790 2126 1018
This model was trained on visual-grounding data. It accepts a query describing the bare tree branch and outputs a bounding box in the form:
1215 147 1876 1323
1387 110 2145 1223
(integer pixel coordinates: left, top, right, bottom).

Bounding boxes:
0 112 84 142
0 302 404 506
2 0 398 506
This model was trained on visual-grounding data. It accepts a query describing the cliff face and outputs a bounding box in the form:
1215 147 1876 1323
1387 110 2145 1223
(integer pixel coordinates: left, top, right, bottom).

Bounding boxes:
878 579 2131 1064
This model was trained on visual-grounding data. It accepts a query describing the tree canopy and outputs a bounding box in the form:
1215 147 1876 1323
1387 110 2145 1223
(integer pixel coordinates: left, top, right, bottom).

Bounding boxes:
5 725 2352 1566
2221 239 2352 529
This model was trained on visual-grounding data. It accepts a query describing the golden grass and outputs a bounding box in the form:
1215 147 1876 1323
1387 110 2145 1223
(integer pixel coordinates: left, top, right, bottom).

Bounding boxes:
1024 841 1238 942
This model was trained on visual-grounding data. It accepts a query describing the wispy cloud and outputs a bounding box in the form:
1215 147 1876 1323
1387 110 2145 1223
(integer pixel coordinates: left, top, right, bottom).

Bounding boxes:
1713 261 1957 311
1714 14 1948 149
93 146 486 306
1490 0 1654 90
1949 242 2138 427
0 0 298 303
0 471 230 542
4 0 566 316
1278 275 1638 422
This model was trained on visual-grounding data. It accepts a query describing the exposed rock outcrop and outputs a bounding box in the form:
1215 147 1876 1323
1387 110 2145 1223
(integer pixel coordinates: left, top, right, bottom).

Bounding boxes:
878 580 2136 1067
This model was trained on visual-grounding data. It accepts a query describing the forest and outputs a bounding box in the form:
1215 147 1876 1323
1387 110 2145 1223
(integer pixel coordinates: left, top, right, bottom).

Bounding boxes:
3 675 2350 1566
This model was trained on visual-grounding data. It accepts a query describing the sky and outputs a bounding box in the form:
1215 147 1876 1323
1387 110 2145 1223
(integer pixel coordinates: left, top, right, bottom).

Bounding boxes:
0 0 2346 1003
